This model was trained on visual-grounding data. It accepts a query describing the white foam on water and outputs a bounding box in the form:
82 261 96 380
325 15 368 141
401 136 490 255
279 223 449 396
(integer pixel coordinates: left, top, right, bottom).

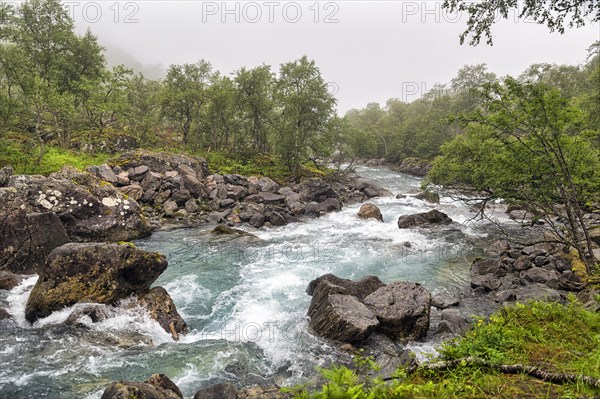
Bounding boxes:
174 363 204 394
5 275 38 328
161 274 211 320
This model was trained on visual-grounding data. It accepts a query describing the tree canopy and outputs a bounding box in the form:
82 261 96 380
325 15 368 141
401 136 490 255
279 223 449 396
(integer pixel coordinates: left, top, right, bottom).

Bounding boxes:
443 0 600 45
425 77 600 271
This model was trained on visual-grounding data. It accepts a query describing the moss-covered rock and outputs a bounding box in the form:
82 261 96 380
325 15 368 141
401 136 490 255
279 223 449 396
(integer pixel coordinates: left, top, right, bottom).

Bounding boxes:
25 243 167 323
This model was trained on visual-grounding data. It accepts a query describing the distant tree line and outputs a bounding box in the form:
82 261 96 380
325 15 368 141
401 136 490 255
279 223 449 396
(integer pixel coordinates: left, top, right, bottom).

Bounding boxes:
340 51 599 163
0 0 336 176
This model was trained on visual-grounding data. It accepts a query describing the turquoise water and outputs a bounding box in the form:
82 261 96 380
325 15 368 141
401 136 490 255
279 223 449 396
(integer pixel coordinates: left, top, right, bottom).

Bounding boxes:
0 166 519 398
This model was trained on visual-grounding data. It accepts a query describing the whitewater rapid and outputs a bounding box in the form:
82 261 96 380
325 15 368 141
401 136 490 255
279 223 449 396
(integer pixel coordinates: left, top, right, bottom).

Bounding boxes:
0 166 518 398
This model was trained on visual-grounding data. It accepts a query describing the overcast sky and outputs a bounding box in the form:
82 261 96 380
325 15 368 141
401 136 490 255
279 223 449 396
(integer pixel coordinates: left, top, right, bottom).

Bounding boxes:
70 1 600 114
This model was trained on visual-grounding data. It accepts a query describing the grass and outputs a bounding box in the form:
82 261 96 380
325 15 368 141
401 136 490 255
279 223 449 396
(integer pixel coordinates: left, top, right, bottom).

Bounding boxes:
0 139 111 176
289 298 600 398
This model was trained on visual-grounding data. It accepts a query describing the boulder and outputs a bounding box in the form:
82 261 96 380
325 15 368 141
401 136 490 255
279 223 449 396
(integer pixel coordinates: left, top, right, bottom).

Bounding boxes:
415 191 440 204
363 282 431 341
431 288 459 309
267 211 286 226
25 243 167 322
471 258 503 277
249 213 266 228
288 202 305 215
439 309 473 335
307 274 385 301
194 383 237 399
363 187 379 198
138 287 188 340
588 227 600 246
182 174 206 197
88 164 118 184
318 198 341 213
154 190 172 205
227 185 247 200
184 199 200 214
101 374 183 399
119 184 144 201
220 199 236 208
0 271 26 290
171 189 191 205
304 201 320 217
357 333 418 377
0 165 12 187
520 267 561 284
308 291 379 343
0 210 70 274
470 274 502 292
298 178 338 202
128 165 149 181
395 157 430 177
357 203 383 222
258 192 285 204
6 167 151 242
397 210 451 229
163 201 178 217
142 172 163 192
223 174 248 187
257 177 280 193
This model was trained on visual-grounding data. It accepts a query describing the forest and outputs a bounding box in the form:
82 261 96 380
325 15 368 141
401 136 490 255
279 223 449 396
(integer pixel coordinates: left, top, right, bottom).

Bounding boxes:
3 0 597 179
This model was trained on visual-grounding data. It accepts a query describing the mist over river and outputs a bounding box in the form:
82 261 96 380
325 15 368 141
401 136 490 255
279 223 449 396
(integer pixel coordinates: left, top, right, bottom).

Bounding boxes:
0 166 528 398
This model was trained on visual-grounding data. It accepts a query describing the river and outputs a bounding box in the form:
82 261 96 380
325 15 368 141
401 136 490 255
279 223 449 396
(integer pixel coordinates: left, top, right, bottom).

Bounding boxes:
0 166 523 398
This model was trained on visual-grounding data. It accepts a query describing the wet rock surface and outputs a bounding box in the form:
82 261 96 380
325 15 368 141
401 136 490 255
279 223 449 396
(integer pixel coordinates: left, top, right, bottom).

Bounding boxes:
101 373 183 399
25 242 168 323
397 209 452 229
307 275 431 344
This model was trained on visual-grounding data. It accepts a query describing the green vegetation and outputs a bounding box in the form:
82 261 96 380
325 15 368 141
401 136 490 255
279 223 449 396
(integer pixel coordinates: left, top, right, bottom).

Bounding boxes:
340 53 599 164
0 0 337 178
0 140 110 175
443 0 600 46
424 76 600 272
289 299 600 398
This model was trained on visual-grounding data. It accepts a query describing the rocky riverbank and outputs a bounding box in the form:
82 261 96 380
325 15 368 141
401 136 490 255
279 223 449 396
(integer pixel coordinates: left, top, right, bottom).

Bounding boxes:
0 151 395 398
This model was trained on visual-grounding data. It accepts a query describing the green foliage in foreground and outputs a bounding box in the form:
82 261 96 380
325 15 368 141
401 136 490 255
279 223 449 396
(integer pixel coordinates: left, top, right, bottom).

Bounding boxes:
289 299 600 398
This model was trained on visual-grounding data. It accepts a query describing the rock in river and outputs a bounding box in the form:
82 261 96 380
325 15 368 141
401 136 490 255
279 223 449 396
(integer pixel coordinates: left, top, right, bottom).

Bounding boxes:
25 243 167 323
363 281 431 341
397 209 452 229
357 203 383 222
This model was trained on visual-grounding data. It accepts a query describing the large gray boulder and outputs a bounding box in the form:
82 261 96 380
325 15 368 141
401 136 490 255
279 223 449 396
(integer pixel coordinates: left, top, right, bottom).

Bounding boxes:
307 274 385 301
363 281 431 341
0 209 70 274
307 279 380 343
25 243 167 323
308 289 379 343
397 209 451 229
5 167 152 242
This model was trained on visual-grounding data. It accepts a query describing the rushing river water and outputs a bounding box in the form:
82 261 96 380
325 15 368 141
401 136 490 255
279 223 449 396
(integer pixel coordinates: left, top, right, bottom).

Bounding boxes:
0 166 523 398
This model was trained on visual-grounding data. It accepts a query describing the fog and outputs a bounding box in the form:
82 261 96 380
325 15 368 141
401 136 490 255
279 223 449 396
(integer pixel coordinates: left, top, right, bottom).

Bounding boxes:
68 1 600 113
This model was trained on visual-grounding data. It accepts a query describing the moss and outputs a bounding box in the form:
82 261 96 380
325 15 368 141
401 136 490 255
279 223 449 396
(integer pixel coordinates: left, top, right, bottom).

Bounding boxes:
565 248 588 280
